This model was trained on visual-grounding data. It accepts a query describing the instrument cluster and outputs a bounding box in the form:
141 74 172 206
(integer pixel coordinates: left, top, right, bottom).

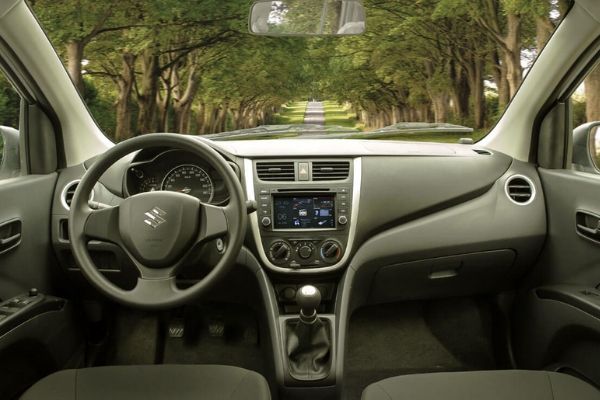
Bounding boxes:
125 149 229 205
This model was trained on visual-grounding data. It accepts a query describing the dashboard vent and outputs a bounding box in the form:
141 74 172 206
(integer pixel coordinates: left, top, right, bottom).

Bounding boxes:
473 149 492 155
505 176 535 205
256 162 295 181
62 181 80 209
312 161 350 181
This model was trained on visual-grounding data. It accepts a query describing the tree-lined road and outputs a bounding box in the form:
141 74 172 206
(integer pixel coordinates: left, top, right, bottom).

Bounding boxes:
304 101 325 125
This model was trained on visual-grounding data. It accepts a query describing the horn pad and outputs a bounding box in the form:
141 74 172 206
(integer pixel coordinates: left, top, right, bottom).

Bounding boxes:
118 191 200 268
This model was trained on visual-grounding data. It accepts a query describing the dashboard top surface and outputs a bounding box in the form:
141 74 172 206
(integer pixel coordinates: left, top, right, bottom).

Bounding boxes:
208 138 486 158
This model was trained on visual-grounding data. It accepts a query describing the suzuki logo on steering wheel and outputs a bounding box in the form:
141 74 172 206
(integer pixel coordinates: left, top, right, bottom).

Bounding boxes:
143 207 167 228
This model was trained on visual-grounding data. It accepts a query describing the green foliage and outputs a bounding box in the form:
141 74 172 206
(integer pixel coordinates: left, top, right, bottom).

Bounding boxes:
323 102 359 128
572 98 587 129
273 102 308 124
83 78 118 139
30 0 561 138
0 75 20 129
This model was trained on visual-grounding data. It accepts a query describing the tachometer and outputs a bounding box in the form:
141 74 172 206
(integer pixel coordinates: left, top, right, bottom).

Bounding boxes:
161 164 214 203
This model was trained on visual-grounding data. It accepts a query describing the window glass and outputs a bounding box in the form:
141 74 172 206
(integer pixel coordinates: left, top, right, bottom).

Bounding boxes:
0 73 20 179
33 0 564 144
572 62 600 173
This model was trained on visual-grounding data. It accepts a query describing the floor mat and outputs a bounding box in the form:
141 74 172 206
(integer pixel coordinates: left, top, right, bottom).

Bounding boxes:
102 310 159 366
344 298 497 400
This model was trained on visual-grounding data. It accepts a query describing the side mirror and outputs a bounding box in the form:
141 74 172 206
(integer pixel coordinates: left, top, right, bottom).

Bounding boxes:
573 122 600 173
0 126 20 179
249 0 366 36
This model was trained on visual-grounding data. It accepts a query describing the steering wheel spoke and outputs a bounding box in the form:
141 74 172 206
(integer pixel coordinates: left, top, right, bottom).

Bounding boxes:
197 203 230 244
83 205 121 244
130 276 179 303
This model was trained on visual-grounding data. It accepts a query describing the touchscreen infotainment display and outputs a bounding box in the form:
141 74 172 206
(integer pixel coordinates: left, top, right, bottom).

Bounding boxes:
273 195 335 229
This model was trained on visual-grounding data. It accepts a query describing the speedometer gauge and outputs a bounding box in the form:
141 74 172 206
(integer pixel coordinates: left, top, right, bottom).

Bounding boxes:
161 164 214 203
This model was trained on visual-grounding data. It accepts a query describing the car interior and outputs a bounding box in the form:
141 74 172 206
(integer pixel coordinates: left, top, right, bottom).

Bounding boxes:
1 0 600 399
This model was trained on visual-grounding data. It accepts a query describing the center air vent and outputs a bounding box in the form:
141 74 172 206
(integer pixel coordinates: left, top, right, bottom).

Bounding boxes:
256 162 295 181
505 175 535 205
312 161 350 181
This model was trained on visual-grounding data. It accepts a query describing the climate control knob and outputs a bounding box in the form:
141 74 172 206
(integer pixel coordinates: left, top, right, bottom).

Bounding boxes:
320 240 343 263
298 245 313 259
268 241 291 264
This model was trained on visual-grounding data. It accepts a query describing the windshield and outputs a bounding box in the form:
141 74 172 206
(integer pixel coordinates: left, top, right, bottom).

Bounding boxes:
31 0 565 144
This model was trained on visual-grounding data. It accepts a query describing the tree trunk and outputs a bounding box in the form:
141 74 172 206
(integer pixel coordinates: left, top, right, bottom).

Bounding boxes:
156 68 174 133
465 57 485 129
430 93 449 123
174 102 193 133
172 65 200 134
504 13 523 100
66 40 85 94
450 62 470 122
114 53 136 142
585 65 600 122
195 102 206 134
136 50 160 134
208 104 220 133
535 15 554 54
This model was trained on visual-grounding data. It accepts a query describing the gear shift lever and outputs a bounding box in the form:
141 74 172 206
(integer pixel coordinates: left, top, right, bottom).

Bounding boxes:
296 285 321 324
285 285 331 380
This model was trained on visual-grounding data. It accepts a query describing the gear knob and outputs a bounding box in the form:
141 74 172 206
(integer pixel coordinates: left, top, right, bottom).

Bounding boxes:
296 285 321 323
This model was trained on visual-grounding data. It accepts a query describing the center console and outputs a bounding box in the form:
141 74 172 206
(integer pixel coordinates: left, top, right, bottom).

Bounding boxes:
244 158 360 273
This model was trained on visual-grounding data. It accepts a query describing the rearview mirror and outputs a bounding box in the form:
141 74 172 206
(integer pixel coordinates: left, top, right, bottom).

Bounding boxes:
249 0 366 36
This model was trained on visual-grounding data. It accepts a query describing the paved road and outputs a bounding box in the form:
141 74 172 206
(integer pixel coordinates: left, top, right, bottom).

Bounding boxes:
304 101 325 125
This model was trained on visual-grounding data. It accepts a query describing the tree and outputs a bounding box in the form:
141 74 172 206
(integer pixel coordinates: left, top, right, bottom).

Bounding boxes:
32 0 134 94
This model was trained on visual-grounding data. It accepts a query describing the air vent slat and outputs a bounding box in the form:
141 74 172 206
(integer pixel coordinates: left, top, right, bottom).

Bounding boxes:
65 185 77 207
506 176 534 205
312 161 350 181
256 162 295 181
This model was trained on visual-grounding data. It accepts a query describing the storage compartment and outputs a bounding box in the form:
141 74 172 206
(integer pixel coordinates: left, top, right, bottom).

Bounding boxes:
369 249 516 302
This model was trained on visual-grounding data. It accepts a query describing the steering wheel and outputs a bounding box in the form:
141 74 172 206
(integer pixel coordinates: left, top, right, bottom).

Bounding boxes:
69 134 247 309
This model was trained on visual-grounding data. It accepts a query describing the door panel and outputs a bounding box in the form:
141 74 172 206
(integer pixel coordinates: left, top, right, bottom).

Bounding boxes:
513 168 600 386
0 174 57 300
532 169 600 285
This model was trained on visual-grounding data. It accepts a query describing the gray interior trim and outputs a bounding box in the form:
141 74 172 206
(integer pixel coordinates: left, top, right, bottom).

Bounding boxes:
538 102 568 169
217 139 487 158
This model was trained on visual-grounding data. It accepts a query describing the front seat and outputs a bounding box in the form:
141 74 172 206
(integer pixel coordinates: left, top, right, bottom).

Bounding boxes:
362 370 600 400
21 364 270 400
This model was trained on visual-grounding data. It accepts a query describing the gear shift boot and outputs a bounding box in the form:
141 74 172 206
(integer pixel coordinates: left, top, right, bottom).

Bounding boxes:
285 285 332 381
285 318 331 380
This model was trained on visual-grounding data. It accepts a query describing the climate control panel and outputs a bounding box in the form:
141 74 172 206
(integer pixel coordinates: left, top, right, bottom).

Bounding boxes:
267 238 344 269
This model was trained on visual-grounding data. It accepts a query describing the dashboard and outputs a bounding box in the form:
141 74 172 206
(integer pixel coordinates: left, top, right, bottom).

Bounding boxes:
50 138 547 307
124 148 230 205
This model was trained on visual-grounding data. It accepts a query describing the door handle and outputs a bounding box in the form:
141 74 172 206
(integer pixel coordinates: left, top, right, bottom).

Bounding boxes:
576 211 600 243
0 219 21 254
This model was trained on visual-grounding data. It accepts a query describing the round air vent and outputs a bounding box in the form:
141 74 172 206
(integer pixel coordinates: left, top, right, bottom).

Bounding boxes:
61 180 81 210
61 180 94 210
504 175 535 205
